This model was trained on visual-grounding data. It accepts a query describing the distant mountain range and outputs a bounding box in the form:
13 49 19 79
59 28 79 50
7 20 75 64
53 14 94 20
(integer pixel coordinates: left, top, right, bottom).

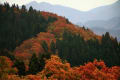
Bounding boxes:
85 17 120 29
26 1 120 24
91 27 120 41
85 17 120 39
25 1 120 40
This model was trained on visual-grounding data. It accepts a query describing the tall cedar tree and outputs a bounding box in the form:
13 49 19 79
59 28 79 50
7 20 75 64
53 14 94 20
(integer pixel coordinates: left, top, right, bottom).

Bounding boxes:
50 40 56 54
28 53 40 74
41 41 48 52
14 60 26 76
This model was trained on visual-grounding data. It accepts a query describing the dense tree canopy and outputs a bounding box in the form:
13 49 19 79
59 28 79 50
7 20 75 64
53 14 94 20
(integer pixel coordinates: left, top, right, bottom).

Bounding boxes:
57 31 120 66
0 3 120 80
0 3 57 52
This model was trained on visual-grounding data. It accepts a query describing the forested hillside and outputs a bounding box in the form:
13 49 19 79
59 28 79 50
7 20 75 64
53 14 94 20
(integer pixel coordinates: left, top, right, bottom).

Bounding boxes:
0 3 120 80
0 3 57 51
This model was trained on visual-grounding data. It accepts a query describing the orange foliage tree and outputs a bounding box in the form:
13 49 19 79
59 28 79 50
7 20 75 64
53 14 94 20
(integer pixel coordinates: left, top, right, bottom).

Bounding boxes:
6 55 120 80
39 55 120 80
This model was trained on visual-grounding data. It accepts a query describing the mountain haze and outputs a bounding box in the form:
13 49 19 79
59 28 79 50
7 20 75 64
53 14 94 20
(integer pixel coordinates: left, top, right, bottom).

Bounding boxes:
26 1 120 24
85 17 120 40
85 17 120 29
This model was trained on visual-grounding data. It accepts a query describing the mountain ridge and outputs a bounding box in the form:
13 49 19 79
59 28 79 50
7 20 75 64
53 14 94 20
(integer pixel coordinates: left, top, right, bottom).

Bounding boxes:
26 1 120 24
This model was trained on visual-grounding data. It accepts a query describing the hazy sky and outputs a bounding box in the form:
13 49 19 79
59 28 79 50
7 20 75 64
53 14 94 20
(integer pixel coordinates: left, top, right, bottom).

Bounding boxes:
0 0 118 11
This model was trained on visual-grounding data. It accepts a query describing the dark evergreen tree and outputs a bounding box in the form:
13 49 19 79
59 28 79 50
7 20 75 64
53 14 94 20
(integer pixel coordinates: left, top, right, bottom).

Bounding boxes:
0 3 57 53
29 6 34 12
41 41 48 52
50 40 56 53
101 32 120 66
21 5 26 12
56 30 120 66
38 53 45 71
38 52 51 71
14 60 26 76
28 53 40 74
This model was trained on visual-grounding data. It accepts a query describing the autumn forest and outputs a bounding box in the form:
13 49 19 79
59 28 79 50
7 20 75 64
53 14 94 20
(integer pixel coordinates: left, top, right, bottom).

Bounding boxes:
0 3 120 80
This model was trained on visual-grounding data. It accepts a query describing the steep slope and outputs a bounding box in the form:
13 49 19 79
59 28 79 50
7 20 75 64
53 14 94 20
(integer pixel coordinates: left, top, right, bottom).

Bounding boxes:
0 3 102 64
14 11 101 62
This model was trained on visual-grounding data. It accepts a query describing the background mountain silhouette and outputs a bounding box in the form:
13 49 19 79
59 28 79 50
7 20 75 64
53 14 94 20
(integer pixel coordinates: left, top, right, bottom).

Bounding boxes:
26 1 120 24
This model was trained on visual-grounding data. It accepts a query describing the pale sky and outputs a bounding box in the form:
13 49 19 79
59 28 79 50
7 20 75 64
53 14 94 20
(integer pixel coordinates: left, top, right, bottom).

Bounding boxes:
0 0 118 11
